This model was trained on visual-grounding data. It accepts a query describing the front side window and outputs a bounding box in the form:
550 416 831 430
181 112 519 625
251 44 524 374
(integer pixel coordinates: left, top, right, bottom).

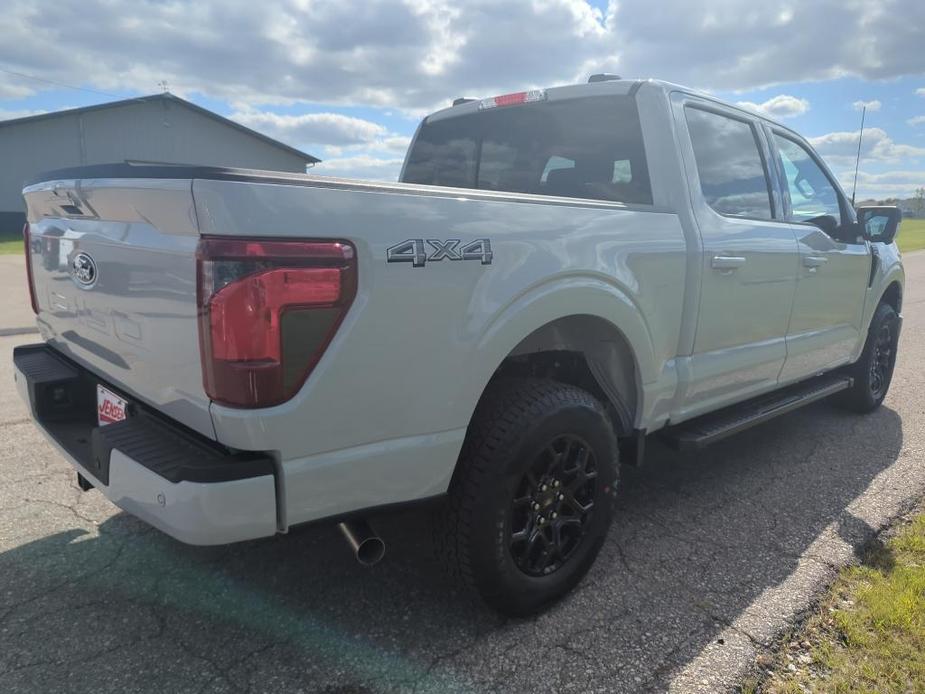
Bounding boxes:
773 133 843 226
402 96 653 205
685 106 774 220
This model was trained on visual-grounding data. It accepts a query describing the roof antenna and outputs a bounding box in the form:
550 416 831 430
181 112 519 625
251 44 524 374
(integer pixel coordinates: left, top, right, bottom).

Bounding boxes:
851 105 866 207
158 80 170 94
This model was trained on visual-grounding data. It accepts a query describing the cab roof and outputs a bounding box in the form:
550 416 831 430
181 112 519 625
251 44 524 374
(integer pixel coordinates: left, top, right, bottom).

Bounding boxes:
429 77 798 135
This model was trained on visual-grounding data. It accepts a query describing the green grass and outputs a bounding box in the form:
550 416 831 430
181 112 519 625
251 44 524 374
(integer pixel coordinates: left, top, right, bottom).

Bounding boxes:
0 231 23 255
749 512 925 693
896 218 925 254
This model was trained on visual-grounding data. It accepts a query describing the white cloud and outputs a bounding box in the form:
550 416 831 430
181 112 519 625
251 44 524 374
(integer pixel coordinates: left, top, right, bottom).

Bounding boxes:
0 81 36 100
0 107 45 121
230 110 387 147
228 108 412 163
842 169 925 199
852 99 881 112
810 127 925 167
908 115 925 127
850 170 925 185
736 94 809 119
1 0 925 113
917 88 925 97
311 155 404 182
377 135 412 154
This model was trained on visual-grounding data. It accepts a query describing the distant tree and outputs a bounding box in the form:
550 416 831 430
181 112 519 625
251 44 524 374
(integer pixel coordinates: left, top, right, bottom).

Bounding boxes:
914 187 925 218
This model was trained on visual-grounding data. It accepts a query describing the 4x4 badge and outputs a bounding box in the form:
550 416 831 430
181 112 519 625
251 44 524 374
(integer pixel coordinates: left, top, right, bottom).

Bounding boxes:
387 238 493 268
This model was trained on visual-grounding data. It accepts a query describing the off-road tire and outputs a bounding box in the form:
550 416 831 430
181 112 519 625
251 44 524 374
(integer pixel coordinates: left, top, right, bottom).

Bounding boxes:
434 378 618 616
838 302 900 413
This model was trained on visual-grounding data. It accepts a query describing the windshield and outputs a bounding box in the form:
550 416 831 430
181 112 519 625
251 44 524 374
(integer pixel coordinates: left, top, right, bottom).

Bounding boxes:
401 95 653 205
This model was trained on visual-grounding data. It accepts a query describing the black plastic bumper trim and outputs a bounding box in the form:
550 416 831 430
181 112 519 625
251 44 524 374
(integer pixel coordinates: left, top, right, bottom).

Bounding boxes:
13 343 274 485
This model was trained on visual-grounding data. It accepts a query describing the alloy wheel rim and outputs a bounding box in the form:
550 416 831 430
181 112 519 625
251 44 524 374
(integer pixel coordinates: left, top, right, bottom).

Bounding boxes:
509 435 597 577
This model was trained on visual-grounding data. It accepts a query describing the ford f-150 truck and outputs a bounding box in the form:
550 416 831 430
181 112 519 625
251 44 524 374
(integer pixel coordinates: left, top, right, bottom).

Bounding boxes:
14 77 904 615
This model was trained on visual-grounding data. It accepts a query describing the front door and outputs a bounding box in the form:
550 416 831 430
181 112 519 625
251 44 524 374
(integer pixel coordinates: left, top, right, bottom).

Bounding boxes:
768 130 870 382
673 98 800 420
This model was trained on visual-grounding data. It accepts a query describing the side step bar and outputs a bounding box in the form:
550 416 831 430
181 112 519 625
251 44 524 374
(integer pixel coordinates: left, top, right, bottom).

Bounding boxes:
661 374 852 451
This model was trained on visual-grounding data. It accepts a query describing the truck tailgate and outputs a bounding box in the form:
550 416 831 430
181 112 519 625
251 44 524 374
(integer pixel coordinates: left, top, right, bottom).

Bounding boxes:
22 178 213 438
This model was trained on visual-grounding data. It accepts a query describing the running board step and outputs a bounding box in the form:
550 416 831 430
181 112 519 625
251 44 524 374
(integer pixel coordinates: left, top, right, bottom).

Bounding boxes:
661 374 853 451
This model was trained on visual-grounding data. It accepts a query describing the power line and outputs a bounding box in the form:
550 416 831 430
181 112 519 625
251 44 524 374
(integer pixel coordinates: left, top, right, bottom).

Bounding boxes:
0 66 120 98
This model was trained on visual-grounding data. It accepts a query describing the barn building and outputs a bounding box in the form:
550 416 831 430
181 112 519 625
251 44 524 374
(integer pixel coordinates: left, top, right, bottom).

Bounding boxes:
0 93 319 234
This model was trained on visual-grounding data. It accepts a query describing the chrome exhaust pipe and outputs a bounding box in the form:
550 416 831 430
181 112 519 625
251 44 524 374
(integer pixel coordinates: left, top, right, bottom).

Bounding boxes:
337 520 385 567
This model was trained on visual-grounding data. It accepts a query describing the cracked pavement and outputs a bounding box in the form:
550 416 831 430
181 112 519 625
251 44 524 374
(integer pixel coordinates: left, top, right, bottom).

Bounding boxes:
2 252 924 693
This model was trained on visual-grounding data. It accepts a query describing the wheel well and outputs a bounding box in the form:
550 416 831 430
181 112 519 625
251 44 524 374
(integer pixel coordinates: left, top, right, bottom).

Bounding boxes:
484 315 639 436
881 281 902 313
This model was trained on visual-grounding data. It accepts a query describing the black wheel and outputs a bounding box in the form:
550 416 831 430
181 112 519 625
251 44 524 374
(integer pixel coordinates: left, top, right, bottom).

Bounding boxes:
435 378 618 616
839 302 900 413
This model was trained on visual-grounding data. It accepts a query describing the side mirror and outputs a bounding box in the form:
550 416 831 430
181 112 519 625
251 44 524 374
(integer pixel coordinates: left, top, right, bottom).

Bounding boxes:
857 206 902 244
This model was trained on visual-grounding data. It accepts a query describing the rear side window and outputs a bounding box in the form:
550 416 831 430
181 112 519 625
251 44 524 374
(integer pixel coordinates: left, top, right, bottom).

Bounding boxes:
685 107 773 220
402 96 653 205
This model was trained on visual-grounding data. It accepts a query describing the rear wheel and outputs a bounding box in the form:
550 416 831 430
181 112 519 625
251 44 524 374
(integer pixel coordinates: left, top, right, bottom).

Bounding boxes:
435 378 618 616
839 302 900 413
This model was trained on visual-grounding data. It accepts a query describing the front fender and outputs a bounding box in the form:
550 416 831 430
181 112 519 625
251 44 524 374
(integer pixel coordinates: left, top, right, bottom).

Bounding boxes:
852 243 904 364
866 243 904 323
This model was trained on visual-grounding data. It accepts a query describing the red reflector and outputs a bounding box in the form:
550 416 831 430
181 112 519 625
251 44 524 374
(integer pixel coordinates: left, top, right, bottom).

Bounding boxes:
23 223 38 314
196 237 356 408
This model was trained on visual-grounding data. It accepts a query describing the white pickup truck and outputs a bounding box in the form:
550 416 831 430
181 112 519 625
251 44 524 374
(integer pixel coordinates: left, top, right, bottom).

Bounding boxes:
14 77 904 615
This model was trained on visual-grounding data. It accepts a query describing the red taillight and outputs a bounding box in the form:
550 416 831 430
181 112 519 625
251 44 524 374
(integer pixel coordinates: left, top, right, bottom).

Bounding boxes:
196 237 357 408
22 223 38 314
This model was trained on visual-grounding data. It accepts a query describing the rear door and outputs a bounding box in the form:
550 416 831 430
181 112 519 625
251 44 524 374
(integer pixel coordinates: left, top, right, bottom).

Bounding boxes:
767 129 870 382
23 177 213 438
672 96 799 419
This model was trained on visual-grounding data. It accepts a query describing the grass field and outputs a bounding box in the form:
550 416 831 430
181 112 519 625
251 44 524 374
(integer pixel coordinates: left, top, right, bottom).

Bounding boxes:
896 217 925 253
0 230 22 255
747 512 925 693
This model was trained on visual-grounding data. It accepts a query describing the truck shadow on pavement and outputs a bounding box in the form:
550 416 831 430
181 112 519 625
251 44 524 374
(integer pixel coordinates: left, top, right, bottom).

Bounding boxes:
0 402 905 693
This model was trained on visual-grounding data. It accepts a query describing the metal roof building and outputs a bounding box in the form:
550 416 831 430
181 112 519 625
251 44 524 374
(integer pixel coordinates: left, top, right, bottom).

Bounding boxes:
0 93 319 234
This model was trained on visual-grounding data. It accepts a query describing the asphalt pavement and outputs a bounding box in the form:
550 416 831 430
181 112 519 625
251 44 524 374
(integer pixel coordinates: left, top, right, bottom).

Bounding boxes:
1 253 923 693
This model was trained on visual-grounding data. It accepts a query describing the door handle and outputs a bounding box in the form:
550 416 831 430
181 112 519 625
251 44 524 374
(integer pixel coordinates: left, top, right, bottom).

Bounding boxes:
803 255 828 269
711 255 747 270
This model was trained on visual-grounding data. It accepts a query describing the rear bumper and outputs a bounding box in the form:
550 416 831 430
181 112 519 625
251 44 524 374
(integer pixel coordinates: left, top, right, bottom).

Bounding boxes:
13 344 278 545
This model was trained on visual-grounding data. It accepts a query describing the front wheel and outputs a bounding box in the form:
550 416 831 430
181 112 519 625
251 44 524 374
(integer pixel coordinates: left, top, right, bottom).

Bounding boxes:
434 378 618 616
839 302 900 413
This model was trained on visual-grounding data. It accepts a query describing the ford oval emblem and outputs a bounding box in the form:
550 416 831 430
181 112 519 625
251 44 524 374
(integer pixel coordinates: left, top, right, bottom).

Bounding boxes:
71 252 98 289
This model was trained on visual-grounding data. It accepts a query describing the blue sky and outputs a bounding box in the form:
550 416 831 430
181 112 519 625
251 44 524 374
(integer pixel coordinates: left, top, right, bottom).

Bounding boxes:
2 0 924 199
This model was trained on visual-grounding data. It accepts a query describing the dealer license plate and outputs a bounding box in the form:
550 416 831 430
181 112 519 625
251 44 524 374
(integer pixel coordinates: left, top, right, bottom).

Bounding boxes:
97 384 128 426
